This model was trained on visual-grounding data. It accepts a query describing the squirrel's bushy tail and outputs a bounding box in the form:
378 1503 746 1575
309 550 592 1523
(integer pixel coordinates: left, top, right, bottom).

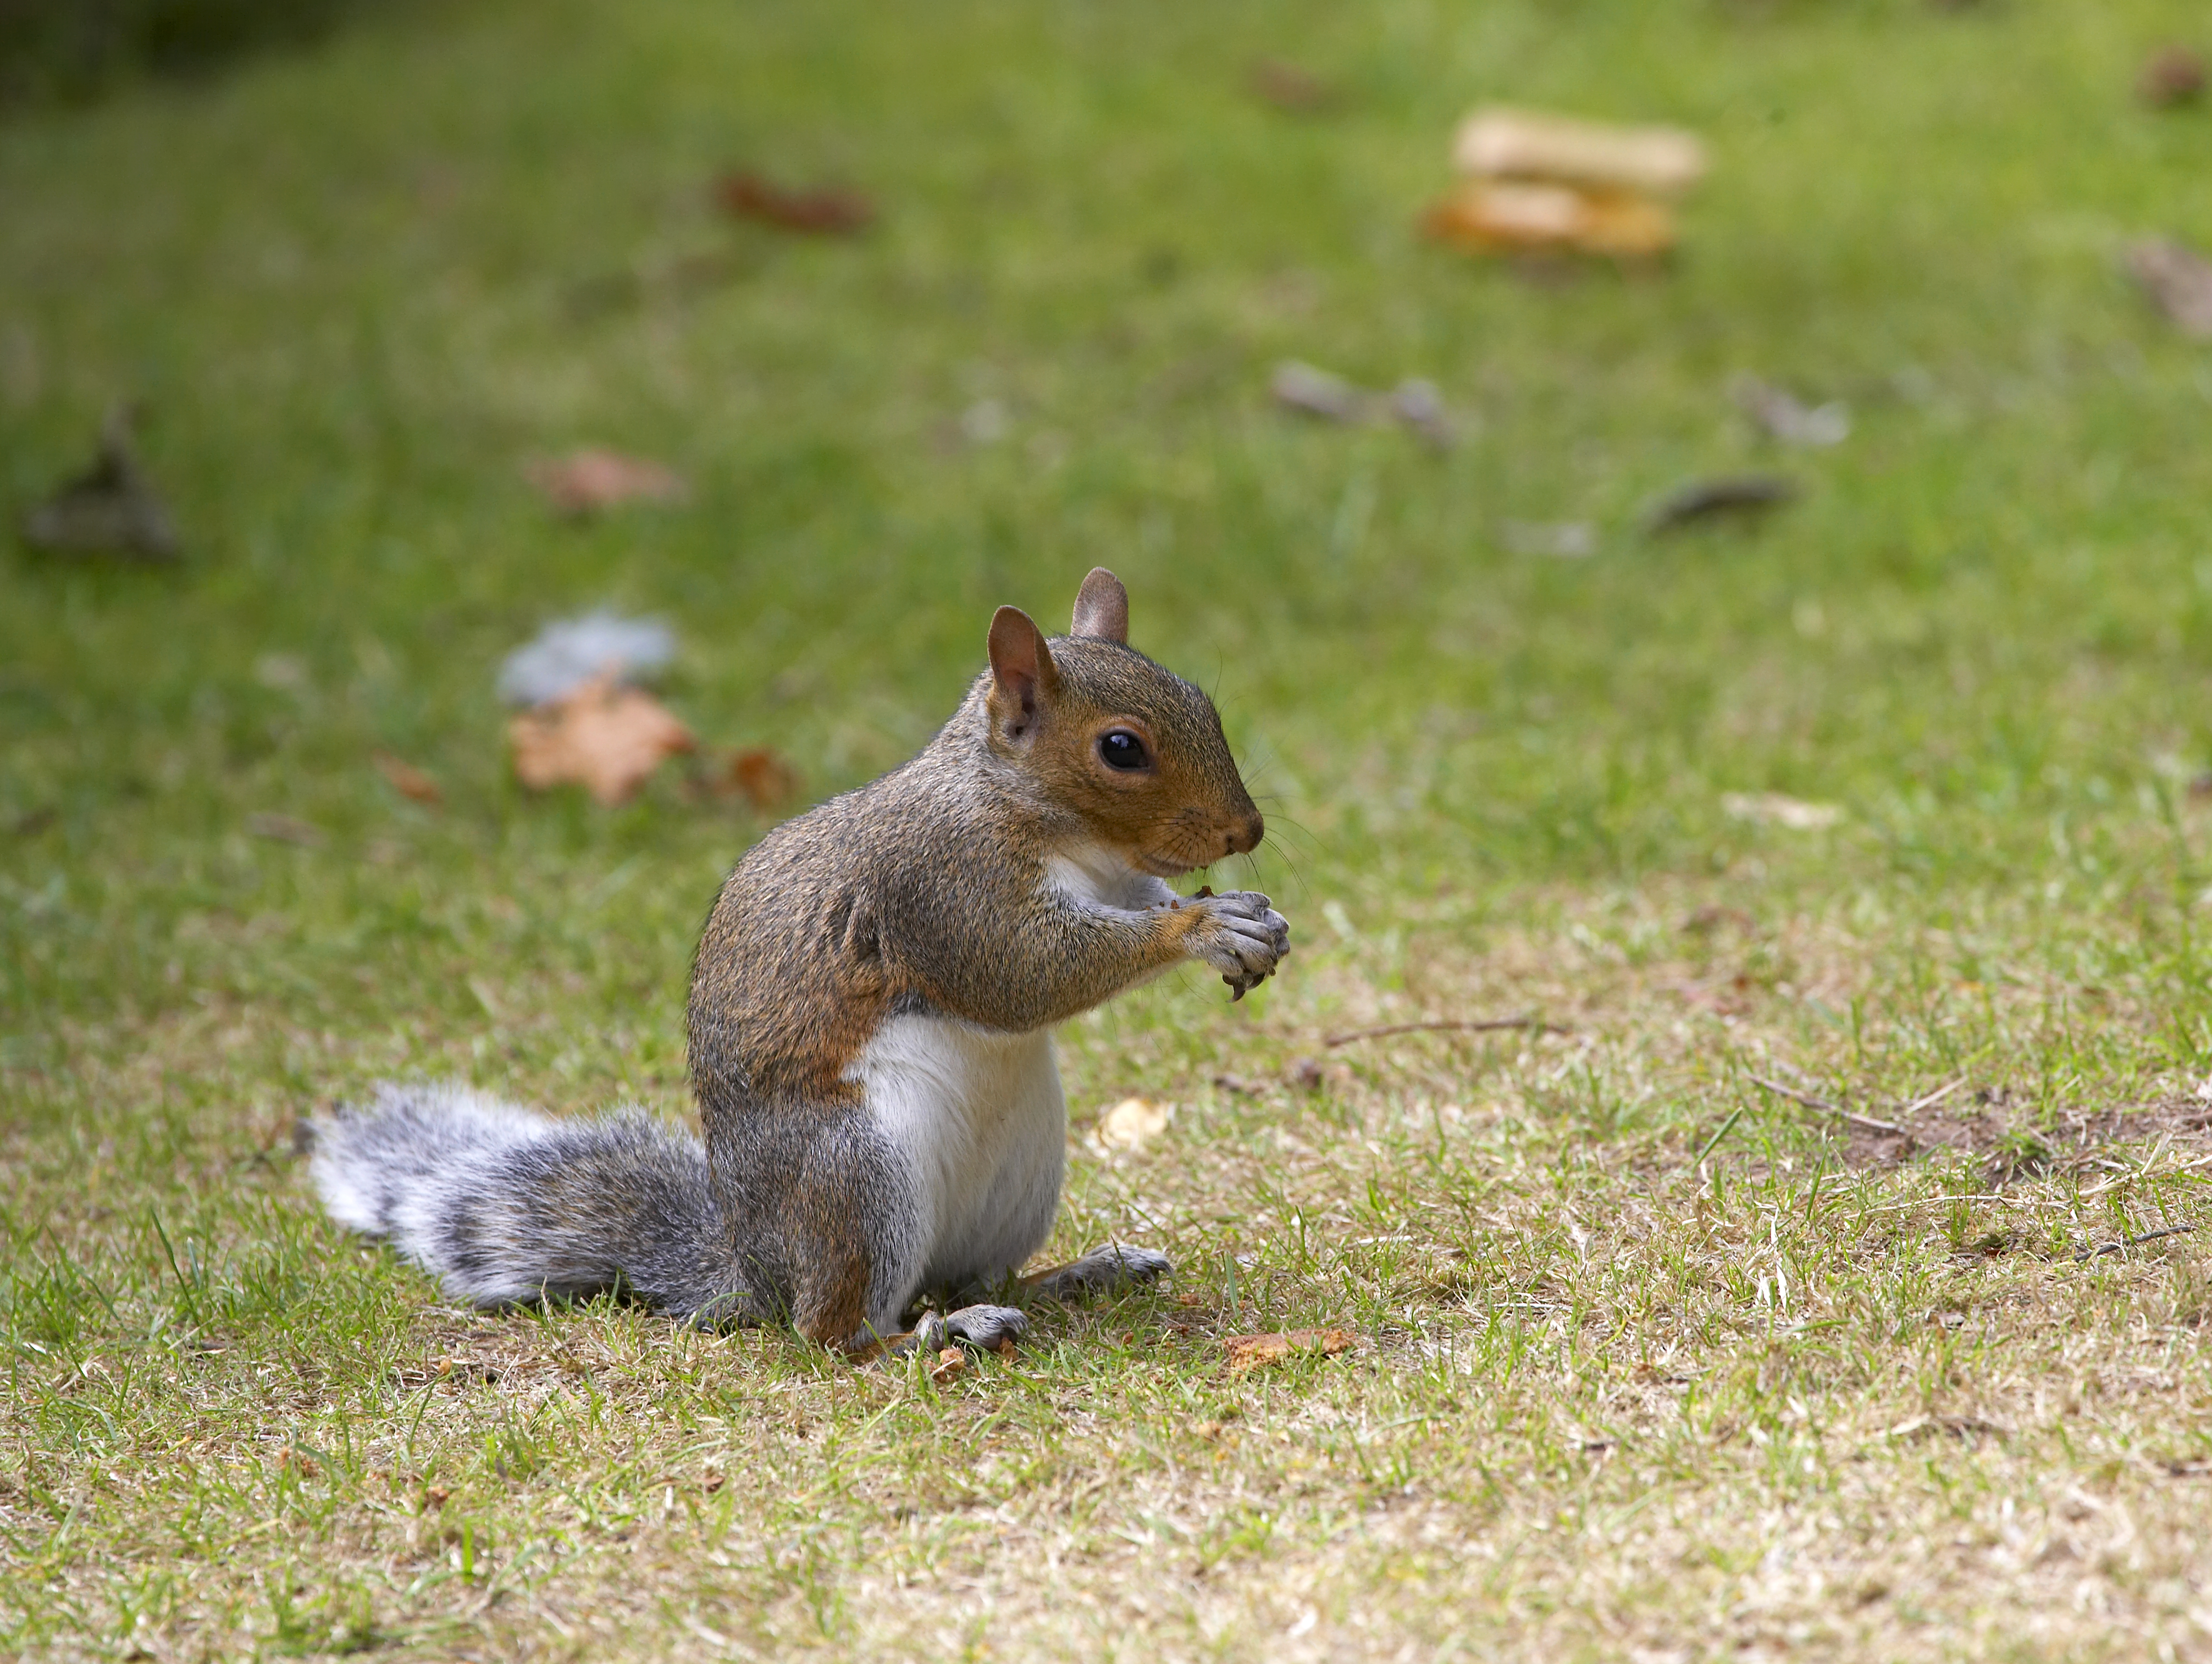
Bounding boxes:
307 1083 732 1316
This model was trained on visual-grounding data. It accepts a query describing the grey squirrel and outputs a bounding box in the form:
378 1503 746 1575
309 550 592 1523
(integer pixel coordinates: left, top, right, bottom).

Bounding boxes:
307 569 1291 1357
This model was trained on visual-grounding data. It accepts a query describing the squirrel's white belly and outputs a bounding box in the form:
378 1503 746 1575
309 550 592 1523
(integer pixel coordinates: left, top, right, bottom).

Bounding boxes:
850 1013 1066 1305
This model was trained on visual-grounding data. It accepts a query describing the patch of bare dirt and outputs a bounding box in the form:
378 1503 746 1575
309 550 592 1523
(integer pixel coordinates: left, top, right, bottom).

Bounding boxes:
1840 1090 2212 1185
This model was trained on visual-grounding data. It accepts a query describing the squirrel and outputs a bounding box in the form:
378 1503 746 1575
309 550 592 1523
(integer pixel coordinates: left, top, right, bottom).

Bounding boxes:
306 568 1291 1357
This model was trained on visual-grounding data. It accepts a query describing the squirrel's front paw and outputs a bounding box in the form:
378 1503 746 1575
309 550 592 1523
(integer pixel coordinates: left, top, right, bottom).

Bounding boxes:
1187 890 1291 999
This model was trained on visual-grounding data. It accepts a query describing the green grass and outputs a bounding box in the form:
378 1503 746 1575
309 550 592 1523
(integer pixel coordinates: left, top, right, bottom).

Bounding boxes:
7 0 2212 1655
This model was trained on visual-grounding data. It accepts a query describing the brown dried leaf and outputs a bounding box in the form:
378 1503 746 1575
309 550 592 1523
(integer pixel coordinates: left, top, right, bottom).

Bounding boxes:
2139 45 2206 108
245 813 324 847
508 672 695 807
1643 475 1798 533
1224 1327 1354 1374
715 172 874 235
726 746 798 813
1422 180 1676 259
19 403 180 563
373 752 441 806
521 449 688 515
1248 60 1336 115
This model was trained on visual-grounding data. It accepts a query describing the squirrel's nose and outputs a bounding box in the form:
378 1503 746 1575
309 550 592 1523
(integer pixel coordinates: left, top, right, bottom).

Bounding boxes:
1225 812 1264 856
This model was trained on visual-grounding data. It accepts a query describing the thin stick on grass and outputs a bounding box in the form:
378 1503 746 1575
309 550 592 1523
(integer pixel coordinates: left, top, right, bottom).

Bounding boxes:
1324 1017 1565 1048
1901 1078 1967 1116
1747 1073 1905 1135
2077 1222 2198 1260
1858 1193 2076 1214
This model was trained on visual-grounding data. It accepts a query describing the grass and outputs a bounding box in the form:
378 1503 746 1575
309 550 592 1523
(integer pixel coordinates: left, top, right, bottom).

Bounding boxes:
6 0 2212 1655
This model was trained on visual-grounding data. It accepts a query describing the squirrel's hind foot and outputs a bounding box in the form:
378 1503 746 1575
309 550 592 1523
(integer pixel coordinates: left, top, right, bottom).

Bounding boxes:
1025 1242 1173 1302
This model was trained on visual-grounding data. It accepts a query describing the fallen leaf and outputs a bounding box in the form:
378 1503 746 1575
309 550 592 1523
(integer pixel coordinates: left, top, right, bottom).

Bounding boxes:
1422 180 1677 259
1387 377 1455 448
1093 1096 1169 1153
508 672 695 807
19 404 179 562
1248 59 1336 115
1451 107 1707 196
1643 475 1797 533
715 172 874 235
927 1346 967 1385
1271 361 1456 444
2139 44 2206 108
2128 239 2212 339
725 747 798 813
1732 376 1850 448
246 813 325 847
1271 359 1366 423
522 450 687 516
1287 1056 1325 1090
373 752 442 806
1224 1327 1355 1374
1428 108 1703 262
1722 792 1843 831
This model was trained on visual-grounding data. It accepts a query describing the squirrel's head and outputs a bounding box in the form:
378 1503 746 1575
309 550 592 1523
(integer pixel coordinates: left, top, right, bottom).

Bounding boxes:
981 568 1264 878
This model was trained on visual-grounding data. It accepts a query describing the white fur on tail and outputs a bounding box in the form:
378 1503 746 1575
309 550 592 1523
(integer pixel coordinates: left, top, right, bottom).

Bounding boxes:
309 1082 556 1284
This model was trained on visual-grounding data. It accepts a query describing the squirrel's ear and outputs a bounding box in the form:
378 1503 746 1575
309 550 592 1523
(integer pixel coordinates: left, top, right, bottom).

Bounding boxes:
987 605 1060 743
1070 567 1129 643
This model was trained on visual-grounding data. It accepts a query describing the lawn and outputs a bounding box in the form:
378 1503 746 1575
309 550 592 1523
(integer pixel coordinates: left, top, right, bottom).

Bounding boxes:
6 0 2212 1656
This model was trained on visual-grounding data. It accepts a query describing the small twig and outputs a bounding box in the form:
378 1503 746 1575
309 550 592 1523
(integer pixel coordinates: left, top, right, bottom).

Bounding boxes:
1747 1073 1905 1136
2076 1223 2197 1261
1694 1107 1744 1169
1901 1077 1967 1116
1324 1017 1563 1049
1858 1194 2074 1214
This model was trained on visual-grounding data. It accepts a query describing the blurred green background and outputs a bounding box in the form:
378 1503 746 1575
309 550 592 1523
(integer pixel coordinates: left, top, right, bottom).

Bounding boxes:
6 0 2212 1069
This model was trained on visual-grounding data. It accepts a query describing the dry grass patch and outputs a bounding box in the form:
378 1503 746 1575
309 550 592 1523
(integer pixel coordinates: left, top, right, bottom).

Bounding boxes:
9 890 2212 1659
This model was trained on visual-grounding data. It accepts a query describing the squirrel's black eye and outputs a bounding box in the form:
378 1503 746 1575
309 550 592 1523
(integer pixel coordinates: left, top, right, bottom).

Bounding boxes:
1097 729 1150 772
